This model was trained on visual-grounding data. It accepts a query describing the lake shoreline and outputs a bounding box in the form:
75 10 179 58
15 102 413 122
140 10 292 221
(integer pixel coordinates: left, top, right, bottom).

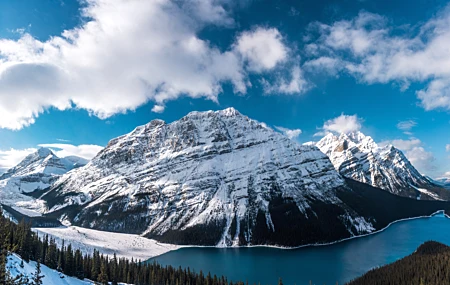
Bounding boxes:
151 209 449 259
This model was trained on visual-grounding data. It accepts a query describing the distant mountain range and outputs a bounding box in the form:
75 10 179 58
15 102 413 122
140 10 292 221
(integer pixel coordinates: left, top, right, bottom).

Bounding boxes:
316 131 450 200
0 148 87 214
433 177 450 189
1 108 450 247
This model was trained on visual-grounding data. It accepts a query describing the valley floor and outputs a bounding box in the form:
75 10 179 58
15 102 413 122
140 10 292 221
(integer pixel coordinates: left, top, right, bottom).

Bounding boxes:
32 226 180 261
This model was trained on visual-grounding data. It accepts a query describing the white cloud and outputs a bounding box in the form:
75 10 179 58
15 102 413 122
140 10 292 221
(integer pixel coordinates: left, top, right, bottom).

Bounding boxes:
38 144 103 160
306 7 450 111
180 0 235 27
234 27 288 72
303 57 344 76
262 65 309 94
396 120 417 132
380 138 435 174
0 0 290 129
404 146 436 172
380 139 421 151
274 126 302 140
417 78 450 111
151 105 165 113
318 114 362 135
446 144 450 152
0 148 36 173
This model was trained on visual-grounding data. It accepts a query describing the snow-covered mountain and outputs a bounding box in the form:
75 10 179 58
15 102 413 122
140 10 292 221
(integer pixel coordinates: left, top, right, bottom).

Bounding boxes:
43 108 377 247
316 132 449 200
433 177 450 189
0 148 88 214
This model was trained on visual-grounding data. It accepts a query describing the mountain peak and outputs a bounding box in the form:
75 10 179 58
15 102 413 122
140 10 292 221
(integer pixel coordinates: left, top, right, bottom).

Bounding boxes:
219 107 241 117
36 147 54 158
184 107 242 119
318 131 377 153
46 108 348 246
344 131 366 143
316 131 443 199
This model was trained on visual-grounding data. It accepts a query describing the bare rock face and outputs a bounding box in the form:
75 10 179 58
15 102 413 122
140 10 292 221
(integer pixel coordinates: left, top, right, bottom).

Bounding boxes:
43 108 376 246
316 132 449 200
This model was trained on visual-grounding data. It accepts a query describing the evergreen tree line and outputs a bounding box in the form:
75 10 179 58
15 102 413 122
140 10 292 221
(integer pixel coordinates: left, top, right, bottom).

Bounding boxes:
0 209 283 285
347 241 450 285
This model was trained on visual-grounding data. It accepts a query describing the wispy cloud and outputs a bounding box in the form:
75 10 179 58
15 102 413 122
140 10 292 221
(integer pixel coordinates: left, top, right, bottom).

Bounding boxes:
262 65 309 95
0 148 36 173
305 6 450 111
274 126 302 140
396 120 417 132
379 138 436 174
38 144 103 160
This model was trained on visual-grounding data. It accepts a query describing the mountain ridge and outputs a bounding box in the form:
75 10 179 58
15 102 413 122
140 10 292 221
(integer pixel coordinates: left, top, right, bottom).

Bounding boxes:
41 108 376 246
316 131 449 200
0 147 88 214
32 108 450 248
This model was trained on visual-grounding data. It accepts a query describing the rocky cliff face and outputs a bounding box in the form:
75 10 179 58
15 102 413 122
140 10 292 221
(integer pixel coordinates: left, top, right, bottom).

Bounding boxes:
43 108 375 246
316 132 449 200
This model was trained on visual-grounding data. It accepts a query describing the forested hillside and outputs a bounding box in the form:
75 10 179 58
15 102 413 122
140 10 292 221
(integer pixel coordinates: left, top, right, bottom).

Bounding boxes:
348 241 450 285
0 209 270 285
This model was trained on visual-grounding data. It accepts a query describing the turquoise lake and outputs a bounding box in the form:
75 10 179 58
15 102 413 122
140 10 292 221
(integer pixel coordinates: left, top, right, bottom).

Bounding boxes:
150 213 450 285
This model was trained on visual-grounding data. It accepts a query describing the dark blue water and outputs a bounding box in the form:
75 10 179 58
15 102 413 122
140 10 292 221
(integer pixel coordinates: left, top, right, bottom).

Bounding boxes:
150 213 450 285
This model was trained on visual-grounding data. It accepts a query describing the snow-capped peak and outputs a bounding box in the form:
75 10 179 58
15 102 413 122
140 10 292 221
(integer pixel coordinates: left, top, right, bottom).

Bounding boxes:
43 108 361 246
316 131 445 199
0 148 90 215
219 107 241 117
36 147 54 158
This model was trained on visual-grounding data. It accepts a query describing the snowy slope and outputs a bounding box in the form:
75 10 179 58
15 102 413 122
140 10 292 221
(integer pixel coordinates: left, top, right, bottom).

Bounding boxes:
33 226 179 260
6 253 92 285
316 132 448 200
0 148 88 215
42 108 375 247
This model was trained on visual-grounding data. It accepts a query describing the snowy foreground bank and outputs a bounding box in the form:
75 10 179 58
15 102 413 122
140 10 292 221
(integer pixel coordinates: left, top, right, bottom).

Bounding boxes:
7 253 135 285
7 253 91 285
33 226 180 261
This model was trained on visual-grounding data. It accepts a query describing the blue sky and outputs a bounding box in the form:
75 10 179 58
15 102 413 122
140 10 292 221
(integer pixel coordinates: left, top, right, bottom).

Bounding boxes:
0 0 449 178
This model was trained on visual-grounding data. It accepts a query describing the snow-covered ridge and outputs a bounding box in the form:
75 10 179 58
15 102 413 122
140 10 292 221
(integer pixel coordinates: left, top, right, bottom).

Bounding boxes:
0 148 88 215
43 108 375 246
433 177 450 189
316 131 445 199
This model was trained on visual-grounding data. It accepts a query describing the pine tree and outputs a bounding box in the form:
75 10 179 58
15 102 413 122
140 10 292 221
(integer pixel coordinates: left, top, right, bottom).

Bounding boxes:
57 240 64 272
32 260 44 285
0 247 7 284
64 244 73 276
110 253 118 285
17 220 31 263
44 237 57 269
97 261 109 285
